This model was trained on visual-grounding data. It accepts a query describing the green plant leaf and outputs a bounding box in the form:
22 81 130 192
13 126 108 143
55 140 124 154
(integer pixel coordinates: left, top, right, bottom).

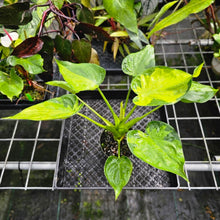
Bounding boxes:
17 10 41 40
127 121 188 181
76 6 94 24
193 63 204 78
141 0 159 16
103 0 138 33
110 31 129 37
131 66 192 106
7 54 45 74
148 1 177 28
127 29 149 49
0 69 23 101
52 0 64 9
0 46 10 59
104 156 133 200
46 81 75 93
148 0 214 38
137 12 158 26
38 36 55 81
122 45 155 76
213 34 220 45
72 39 91 63
94 15 111 26
181 81 218 103
54 35 72 61
0 2 32 26
55 59 106 93
4 94 83 120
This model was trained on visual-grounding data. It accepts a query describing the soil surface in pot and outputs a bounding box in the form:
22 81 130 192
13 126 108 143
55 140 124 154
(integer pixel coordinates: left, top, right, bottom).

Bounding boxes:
100 130 132 157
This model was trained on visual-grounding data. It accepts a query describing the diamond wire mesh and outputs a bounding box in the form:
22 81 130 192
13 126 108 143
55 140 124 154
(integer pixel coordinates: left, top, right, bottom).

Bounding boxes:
57 99 172 188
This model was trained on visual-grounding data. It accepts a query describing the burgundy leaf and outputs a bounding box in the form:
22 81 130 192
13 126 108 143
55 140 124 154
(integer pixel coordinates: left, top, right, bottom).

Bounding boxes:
12 37 44 58
75 22 114 42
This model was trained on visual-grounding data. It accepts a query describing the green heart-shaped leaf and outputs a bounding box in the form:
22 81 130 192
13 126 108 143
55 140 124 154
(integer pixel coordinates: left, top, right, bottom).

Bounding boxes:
56 59 106 93
181 81 218 103
103 0 138 33
72 39 91 63
7 55 45 74
131 66 192 106
127 121 188 181
54 35 72 61
76 6 94 24
104 156 133 200
0 69 23 101
4 94 83 120
122 45 155 76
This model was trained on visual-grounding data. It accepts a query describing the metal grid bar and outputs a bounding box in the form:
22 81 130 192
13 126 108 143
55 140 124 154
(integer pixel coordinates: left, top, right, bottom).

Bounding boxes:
0 120 19 185
0 117 64 190
0 15 220 190
162 15 220 190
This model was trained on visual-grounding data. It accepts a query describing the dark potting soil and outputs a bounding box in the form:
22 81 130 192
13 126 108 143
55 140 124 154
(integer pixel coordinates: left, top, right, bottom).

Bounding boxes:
100 130 132 157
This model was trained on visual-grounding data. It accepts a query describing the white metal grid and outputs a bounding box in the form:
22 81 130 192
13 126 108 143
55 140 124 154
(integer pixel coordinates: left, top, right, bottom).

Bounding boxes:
0 15 220 190
0 115 65 190
157 15 220 190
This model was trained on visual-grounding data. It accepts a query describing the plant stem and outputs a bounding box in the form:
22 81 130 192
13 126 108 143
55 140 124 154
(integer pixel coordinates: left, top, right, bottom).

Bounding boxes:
38 8 51 37
121 105 137 124
210 5 218 34
125 105 163 129
30 2 50 11
123 86 131 114
97 88 120 126
77 113 107 129
117 139 121 158
173 0 184 14
76 95 113 126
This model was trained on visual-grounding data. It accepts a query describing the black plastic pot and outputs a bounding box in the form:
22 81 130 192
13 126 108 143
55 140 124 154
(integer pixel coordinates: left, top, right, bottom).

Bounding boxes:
211 56 220 77
0 62 61 110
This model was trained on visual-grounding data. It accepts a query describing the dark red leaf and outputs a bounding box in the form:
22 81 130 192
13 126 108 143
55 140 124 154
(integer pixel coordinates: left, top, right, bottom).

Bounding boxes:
75 22 114 42
12 37 44 58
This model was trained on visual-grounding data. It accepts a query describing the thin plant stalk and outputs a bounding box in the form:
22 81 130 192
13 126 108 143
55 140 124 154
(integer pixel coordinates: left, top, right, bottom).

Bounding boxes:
124 105 163 128
77 113 107 129
97 88 120 125
123 86 131 114
173 0 184 14
121 105 137 124
117 139 121 158
76 95 113 126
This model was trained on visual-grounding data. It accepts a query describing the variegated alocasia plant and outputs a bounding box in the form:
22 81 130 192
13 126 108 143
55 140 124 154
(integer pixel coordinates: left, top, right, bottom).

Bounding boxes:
4 45 218 199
